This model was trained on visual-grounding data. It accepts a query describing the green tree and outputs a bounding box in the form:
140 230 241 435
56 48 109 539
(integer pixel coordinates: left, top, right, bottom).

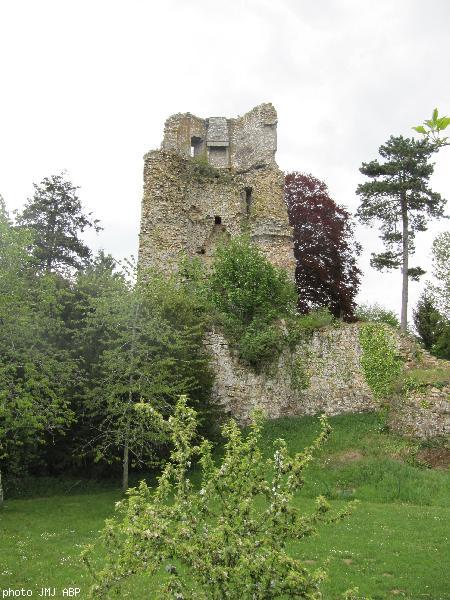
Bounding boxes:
428 231 450 320
84 397 354 599
413 291 442 350
432 322 450 360
17 173 101 274
415 231 450 360
0 202 75 500
79 267 213 491
209 236 296 325
356 136 446 331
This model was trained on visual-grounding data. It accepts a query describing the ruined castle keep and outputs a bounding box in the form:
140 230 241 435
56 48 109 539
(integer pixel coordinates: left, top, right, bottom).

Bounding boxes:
136 104 450 439
138 103 296 274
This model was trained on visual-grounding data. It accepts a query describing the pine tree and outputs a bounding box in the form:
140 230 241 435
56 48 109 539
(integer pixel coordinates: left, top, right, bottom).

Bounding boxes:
17 173 101 274
356 136 445 331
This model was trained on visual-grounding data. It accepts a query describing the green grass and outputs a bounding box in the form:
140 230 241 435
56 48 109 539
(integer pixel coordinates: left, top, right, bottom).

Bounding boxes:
1 412 449 599
259 412 450 506
403 365 450 388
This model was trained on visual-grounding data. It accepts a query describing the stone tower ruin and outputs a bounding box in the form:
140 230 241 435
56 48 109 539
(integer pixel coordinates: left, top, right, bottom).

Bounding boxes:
138 103 295 275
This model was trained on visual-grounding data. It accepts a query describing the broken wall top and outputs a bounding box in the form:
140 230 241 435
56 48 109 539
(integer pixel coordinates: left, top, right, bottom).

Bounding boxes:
161 103 278 171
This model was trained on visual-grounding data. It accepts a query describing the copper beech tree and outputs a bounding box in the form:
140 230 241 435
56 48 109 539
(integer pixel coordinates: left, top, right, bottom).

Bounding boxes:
285 172 361 321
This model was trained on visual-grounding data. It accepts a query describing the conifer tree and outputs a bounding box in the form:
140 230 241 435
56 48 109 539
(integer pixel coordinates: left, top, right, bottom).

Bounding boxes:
17 173 101 274
356 136 445 331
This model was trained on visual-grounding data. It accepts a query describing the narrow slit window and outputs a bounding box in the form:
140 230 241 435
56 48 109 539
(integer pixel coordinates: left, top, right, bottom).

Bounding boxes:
214 215 222 225
245 188 253 216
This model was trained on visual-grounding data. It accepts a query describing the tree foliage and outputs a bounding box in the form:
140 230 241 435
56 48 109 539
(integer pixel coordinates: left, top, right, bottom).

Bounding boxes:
356 135 445 331
0 191 215 495
413 292 442 351
84 397 354 599
208 235 296 326
412 231 450 360
207 236 297 369
17 173 101 274
77 266 213 490
428 231 450 320
285 172 361 320
0 203 75 495
355 303 400 328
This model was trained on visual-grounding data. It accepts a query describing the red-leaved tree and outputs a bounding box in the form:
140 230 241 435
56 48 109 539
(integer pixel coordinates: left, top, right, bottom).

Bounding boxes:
285 172 361 320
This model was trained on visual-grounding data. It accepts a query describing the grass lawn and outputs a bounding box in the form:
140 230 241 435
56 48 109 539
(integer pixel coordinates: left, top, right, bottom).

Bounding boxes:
1 412 449 599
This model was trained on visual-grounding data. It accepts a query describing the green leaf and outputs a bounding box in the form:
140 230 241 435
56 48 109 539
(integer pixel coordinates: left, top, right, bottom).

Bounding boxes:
412 125 427 134
437 116 450 131
432 108 439 122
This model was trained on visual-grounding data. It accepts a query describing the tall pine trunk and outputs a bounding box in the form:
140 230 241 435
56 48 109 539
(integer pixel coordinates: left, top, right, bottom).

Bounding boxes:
0 468 4 506
401 193 409 332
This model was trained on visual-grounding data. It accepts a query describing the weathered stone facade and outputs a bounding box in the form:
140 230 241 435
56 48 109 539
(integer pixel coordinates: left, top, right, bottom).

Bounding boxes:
138 103 295 275
136 104 449 441
204 324 377 424
388 333 450 438
204 324 450 439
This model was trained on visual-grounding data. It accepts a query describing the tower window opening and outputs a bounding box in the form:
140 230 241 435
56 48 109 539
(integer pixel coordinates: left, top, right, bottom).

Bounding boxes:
214 215 222 225
245 188 253 216
190 136 203 157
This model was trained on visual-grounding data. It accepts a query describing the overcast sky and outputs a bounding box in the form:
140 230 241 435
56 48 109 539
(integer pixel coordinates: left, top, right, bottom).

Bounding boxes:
1 0 449 319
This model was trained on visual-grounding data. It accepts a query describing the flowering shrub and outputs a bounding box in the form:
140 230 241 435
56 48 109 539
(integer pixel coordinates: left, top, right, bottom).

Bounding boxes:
83 396 355 599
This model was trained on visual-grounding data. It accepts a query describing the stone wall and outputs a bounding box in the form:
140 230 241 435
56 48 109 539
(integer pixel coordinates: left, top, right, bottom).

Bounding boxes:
388 388 450 439
388 332 450 438
204 323 450 439
204 324 377 424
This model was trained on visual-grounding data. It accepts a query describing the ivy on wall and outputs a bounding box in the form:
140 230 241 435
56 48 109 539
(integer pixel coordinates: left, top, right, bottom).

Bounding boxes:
289 353 311 392
359 323 403 399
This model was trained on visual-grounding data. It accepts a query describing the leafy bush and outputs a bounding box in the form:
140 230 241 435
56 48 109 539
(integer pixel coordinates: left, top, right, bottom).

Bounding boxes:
208 236 297 369
237 321 284 370
209 236 297 326
287 308 335 347
356 303 400 328
187 154 232 183
84 397 354 599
